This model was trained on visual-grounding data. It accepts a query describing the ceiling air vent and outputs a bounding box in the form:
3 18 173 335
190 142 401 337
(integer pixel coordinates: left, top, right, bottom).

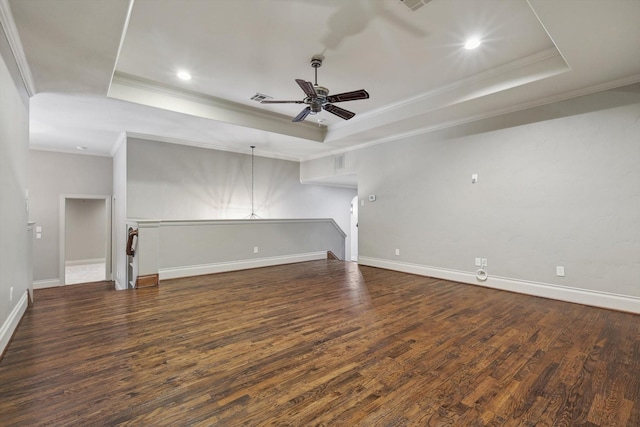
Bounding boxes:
250 93 272 102
400 0 432 12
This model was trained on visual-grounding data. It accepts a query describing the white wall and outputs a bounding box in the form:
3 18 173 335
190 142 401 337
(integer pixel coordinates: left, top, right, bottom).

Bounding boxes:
29 150 112 283
0 22 30 355
301 84 640 312
126 137 356 247
65 198 106 263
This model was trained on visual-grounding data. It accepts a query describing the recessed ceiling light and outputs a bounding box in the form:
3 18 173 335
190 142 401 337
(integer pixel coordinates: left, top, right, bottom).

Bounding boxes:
464 37 481 50
177 70 192 81
76 146 88 150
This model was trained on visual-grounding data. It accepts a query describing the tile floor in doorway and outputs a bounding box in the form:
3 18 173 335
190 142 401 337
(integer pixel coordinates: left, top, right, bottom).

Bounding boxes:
65 263 106 285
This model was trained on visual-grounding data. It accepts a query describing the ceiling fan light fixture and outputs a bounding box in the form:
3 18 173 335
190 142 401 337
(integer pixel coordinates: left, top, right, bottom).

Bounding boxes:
464 37 482 50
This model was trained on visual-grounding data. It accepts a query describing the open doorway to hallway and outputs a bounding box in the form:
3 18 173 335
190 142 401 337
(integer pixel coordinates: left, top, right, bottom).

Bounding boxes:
62 197 111 285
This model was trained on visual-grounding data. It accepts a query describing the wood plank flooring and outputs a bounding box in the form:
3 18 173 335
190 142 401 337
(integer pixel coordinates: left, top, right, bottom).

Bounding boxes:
1 260 639 426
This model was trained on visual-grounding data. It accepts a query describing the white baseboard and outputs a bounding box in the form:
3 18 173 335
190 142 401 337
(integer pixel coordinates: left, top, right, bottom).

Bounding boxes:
65 258 105 267
114 278 127 291
159 252 327 280
1 291 28 357
358 257 640 314
33 278 60 289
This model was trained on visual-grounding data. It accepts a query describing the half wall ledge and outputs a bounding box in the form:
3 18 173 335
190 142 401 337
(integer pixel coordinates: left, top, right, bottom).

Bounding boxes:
124 218 346 286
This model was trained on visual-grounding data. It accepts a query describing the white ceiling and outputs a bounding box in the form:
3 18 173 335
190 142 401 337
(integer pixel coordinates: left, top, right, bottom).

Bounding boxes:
3 0 640 165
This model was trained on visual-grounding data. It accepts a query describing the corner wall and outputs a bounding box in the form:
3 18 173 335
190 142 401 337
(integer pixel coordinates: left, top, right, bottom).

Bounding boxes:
112 136 127 290
0 21 30 356
28 150 113 285
301 84 640 312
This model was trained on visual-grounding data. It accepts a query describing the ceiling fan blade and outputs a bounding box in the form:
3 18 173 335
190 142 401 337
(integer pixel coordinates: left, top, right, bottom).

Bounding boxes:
295 79 317 97
326 89 369 103
260 100 305 104
324 104 356 120
292 106 311 122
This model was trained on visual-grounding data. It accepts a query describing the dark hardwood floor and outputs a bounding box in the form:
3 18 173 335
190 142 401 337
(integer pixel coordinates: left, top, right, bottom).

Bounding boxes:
1 260 639 426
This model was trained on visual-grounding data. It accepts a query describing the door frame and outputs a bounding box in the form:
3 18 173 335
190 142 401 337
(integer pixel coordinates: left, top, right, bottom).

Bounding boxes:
350 195 358 262
59 194 112 285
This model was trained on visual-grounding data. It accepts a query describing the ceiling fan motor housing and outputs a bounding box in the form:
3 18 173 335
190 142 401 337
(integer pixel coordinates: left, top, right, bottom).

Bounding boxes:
310 56 323 68
308 85 329 113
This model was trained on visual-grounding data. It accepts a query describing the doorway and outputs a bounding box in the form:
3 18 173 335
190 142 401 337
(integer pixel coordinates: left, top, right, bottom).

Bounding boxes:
60 195 112 285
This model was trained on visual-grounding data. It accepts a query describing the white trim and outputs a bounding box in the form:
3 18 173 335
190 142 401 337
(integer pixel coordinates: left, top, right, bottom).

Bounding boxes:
28 145 114 158
114 278 127 291
131 218 347 238
300 73 640 163
109 132 127 158
33 278 60 289
107 0 135 96
334 48 566 129
64 258 106 267
358 257 640 314
125 132 302 163
0 291 28 356
0 0 36 96
159 252 327 280
109 73 325 146
111 72 323 133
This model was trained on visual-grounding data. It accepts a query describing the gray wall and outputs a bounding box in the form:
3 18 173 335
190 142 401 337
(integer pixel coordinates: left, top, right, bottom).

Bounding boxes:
114 138 355 288
126 137 356 244
158 219 346 271
0 23 30 349
65 198 106 263
302 84 640 301
29 150 112 281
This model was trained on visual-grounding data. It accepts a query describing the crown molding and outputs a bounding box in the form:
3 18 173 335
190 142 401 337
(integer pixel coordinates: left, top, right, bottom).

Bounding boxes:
302 74 640 163
328 47 567 137
109 131 127 157
110 72 326 143
0 0 36 96
108 0 135 94
29 145 113 158
124 132 302 162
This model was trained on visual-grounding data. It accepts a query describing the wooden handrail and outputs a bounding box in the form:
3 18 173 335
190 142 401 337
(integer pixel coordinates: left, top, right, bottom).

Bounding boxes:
126 227 138 256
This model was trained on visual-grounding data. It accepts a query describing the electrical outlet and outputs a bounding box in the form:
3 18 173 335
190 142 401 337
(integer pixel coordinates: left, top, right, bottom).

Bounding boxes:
481 258 487 267
556 266 565 277
9 287 13 302
475 258 481 267
395 248 400 256
254 246 259 254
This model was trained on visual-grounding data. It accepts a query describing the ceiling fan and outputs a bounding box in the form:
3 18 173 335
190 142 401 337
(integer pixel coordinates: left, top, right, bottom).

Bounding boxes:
259 55 369 123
